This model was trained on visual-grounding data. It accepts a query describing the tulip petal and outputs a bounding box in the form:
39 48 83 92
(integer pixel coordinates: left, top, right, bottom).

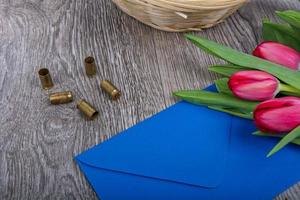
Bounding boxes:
254 96 300 110
254 105 300 133
228 70 279 101
253 42 300 70
267 125 300 157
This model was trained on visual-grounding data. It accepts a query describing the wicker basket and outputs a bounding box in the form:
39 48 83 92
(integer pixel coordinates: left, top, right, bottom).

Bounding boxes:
112 0 248 32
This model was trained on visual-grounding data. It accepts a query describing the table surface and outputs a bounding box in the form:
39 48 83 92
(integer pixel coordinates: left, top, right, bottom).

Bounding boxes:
1 0 300 199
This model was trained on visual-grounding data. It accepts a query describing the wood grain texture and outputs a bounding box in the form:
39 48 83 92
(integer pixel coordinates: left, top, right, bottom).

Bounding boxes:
0 0 300 199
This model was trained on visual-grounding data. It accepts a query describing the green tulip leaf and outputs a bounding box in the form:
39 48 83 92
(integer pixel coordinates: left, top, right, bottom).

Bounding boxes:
276 10 300 34
173 90 258 112
208 65 247 77
214 78 233 96
262 20 300 51
185 34 300 91
208 105 253 119
267 125 300 157
253 131 300 145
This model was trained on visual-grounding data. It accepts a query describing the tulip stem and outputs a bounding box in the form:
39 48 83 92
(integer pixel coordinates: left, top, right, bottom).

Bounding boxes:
279 83 300 97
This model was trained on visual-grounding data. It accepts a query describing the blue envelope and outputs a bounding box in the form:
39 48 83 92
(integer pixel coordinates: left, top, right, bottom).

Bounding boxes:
75 86 300 200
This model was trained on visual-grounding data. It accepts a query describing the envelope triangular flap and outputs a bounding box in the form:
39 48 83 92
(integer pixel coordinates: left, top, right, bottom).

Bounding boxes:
77 98 232 188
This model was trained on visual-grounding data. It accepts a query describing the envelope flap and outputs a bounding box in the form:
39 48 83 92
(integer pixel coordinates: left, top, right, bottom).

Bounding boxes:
76 98 231 188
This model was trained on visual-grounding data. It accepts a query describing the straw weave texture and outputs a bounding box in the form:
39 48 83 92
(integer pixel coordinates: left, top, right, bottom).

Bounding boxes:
112 0 248 32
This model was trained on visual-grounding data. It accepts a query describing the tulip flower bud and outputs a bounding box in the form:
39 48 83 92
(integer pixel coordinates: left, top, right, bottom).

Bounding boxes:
254 97 300 133
228 70 279 101
253 41 300 70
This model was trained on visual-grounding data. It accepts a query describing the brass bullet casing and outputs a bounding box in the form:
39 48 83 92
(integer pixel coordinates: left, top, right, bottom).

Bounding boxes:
84 56 96 76
77 99 99 120
38 68 54 90
100 80 121 100
49 91 73 105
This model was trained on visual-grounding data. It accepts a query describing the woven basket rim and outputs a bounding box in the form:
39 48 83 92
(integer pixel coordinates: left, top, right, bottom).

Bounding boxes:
113 0 248 32
125 0 247 9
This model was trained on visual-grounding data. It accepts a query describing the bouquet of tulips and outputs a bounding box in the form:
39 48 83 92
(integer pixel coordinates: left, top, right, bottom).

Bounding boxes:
174 10 300 157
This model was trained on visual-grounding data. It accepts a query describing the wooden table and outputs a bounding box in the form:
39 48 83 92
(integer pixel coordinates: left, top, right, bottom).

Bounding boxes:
1 0 300 199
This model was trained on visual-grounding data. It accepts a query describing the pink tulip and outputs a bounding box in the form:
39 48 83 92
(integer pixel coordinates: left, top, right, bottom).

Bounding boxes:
253 41 300 70
254 97 300 133
228 70 279 101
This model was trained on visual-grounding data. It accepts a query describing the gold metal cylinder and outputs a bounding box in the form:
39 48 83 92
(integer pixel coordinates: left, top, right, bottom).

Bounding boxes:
38 68 54 90
49 91 73 105
84 56 96 76
100 80 121 100
77 99 99 120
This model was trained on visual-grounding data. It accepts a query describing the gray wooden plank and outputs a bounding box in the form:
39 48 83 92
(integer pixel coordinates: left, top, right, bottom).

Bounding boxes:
0 0 300 199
